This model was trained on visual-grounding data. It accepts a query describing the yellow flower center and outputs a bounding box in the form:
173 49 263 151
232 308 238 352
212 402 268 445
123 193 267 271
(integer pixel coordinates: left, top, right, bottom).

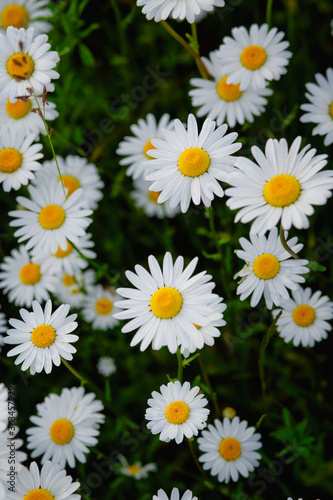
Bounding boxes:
62 274 76 287
19 262 41 285
216 76 243 101
263 174 301 207
58 175 81 197
150 287 183 319
31 324 56 348
143 138 157 159
178 147 210 177
329 102 333 119
95 297 113 315
49 418 74 445
38 205 66 230
1 4 30 30
0 148 22 173
7 52 34 80
292 304 316 327
253 253 280 280
222 407 236 419
165 401 190 424
148 190 161 203
23 489 54 500
219 437 242 461
54 241 73 258
240 45 267 70
6 97 32 119
127 465 141 475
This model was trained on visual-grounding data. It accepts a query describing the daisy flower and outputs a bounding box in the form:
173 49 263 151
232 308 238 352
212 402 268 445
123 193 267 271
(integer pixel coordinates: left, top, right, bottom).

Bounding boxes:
272 286 333 347
0 244 60 307
3 299 79 374
0 95 58 136
153 489 198 500
0 429 27 499
234 227 309 309
137 0 225 24
81 284 120 331
0 0 52 35
300 68 333 147
114 251 222 353
33 155 104 209
131 177 181 219
145 380 209 444
9 178 93 254
198 416 262 483
0 26 60 103
0 311 6 353
8 460 80 500
54 268 96 309
225 136 333 236
145 114 242 213
26 386 104 468
119 455 156 480
216 23 292 90
116 113 174 181
189 51 272 127
0 126 43 191
97 356 117 377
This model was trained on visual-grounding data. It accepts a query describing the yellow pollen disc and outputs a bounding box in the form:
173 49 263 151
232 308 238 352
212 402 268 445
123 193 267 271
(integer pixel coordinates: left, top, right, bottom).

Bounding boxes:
23 489 54 500
95 297 113 315
58 175 81 197
253 253 280 280
0 147 22 173
62 274 76 287
49 418 74 445
150 287 183 319
143 138 157 159
148 190 161 203
165 401 190 424
240 45 267 70
1 4 30 30
38 204 66 230
7 52 34 80
127 465 140 475
6 97 31 119
263 174 301 207
54 241 73 258
178 147 210 177
219 437 242 461
329 102 333 119
19 262 41 285
31 324 56 348
216 76 243 101
222 407 236 419
292 304 316 327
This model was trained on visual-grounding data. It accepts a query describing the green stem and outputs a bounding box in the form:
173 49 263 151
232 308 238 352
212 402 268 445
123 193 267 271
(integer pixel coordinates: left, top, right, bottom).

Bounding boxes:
68 239 118 284
160 20 210 79
187 439 208 479
176 348 183 382
61 356 88 385
110 0 127 57
191 21 199 54
279 225 299 259
199 354 219 416
266 0 273 28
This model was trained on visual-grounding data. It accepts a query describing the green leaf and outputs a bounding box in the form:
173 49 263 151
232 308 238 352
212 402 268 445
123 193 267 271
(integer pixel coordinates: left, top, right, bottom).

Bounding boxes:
78 43 95 66
306 260 326 272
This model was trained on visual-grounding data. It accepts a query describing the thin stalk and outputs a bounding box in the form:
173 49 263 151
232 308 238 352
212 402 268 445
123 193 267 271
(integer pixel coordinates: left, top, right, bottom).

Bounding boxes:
191 21 199 54
176 348 183 382
68 239 118 284
110 0 128 58
279 225 299 259
199 354 219 416
187 439 208 479
266 0 273 28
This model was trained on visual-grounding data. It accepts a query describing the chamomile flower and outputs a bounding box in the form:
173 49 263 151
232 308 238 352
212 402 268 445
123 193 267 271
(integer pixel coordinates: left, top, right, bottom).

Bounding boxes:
198 416 262 483
54 268 96 309
272 286 333 347
119 455 156 479
114 251 222 353
0 0 52 35
117 113 174 181
0 126 43 191
145 380 209 444
145 114 242 213
0 312 6 353
33 155 104 209
153 489 198 500
137 0 224 24
189 51 272 127
0 95 58 136
0 245 59 307
97 356 117 377
225 137 333 236
26 386 104 468
131 177 180 218
234 227 309 309
0 429 27 499
3 299 78 374
0 26 60 103
300 68 333 147
8 460 80 500
9 178 93 254
216 23 292 90
81 284 120 331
